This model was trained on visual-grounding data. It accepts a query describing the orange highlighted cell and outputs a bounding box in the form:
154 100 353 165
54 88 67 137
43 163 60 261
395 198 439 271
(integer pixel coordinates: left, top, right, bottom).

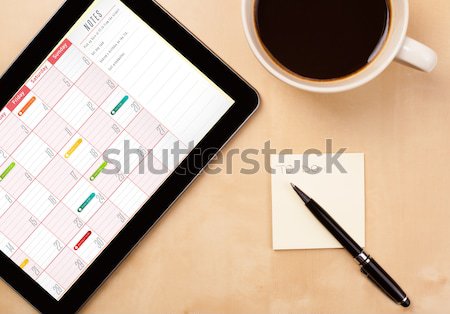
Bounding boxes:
18 96 36 116
74 231 92 251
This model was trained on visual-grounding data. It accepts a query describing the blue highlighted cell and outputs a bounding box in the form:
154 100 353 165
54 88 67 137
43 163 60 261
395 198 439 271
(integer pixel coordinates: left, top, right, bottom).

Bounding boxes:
111 96 129 115
78 193 96 213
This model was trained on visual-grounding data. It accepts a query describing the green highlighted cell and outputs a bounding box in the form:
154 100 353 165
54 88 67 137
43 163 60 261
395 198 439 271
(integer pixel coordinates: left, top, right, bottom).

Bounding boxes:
0 162 16 181
78 193 96 213
90 161 108 181
111 96 129 115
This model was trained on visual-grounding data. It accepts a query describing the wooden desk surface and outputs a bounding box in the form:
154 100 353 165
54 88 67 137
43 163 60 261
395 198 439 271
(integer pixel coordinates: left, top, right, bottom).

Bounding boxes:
1 0 449 313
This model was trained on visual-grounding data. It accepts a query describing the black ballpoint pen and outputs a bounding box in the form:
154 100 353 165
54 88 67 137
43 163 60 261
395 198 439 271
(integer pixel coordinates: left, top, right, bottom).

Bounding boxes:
290 183 410 307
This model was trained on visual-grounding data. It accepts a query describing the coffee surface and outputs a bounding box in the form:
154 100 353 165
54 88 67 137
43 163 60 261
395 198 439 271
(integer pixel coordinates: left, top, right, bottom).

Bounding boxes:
256 0 389 80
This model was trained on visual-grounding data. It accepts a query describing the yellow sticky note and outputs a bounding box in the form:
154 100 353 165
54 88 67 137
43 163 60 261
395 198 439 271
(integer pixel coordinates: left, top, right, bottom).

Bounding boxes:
271 153 365 250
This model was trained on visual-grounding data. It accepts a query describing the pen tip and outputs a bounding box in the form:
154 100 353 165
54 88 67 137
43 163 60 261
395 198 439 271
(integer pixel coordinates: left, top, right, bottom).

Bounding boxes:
290 183 311 203
401 297 410 308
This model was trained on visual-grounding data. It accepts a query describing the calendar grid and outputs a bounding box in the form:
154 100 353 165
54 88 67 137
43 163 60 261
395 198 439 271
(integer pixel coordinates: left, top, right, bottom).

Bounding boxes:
24 41 179 284
24 57 131 280
0 46 123 289
0 45 182 278
0 61 105 219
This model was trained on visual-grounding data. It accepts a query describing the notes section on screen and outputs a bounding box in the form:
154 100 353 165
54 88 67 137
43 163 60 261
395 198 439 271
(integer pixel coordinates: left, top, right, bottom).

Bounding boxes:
0 0 234 300
68 0 233 146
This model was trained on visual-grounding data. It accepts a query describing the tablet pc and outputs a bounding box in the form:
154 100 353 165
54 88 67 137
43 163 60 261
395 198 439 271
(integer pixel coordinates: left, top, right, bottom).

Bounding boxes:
0 0 258 312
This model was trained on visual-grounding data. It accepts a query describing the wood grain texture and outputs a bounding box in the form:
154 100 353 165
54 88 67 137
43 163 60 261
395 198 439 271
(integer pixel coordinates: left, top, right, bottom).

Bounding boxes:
1 0 449 313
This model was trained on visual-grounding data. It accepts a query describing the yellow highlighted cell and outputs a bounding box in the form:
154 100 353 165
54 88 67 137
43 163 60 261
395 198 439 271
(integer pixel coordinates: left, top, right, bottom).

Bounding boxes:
20 259 29 269
65 138 83 158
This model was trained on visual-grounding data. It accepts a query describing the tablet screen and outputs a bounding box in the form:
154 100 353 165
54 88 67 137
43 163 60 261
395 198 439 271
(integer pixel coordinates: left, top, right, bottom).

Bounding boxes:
0 0 233 300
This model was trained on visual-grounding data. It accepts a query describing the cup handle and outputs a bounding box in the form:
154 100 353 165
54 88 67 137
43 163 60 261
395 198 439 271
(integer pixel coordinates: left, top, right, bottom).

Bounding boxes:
395 37 437 72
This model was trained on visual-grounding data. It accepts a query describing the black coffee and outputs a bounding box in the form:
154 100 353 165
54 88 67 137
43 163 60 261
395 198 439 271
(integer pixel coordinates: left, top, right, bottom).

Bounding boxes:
256 0 390 80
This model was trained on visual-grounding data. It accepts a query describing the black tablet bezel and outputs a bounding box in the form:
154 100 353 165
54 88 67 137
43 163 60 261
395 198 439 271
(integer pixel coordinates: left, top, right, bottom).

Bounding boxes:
0 0 259 312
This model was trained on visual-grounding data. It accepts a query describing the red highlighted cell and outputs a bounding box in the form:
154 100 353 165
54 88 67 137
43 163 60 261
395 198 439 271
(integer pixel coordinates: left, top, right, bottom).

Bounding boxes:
48 39 72 65
6 86 31 112
74 231 92 251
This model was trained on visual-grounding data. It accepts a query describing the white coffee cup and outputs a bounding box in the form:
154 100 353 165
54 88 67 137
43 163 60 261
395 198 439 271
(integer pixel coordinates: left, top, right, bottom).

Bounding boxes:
242 0 437 93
